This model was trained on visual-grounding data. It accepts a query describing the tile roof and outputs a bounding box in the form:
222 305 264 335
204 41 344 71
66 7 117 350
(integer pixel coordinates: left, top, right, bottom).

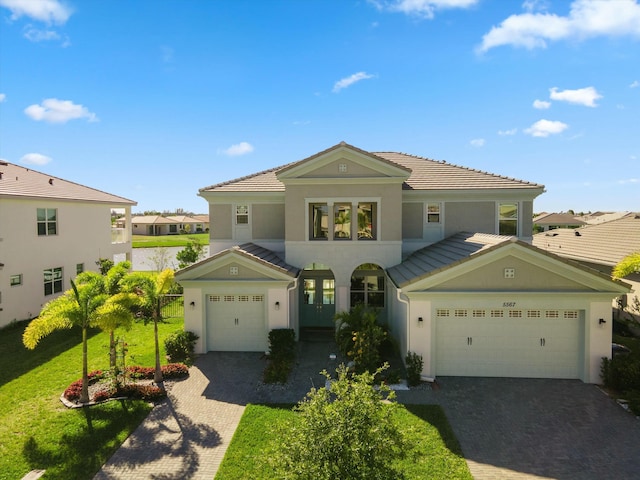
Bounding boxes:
532 213 640 266
235 243 300 277
0 161 136 205
532 212 586 226
199 143 544 193
131 215 176 225
387 232 512 287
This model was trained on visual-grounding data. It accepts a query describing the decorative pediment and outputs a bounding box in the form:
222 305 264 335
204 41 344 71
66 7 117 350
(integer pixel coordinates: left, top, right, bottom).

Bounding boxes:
276 142 411 184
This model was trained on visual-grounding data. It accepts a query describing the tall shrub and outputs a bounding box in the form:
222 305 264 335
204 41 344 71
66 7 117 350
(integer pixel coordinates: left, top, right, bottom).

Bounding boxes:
335 305 386 373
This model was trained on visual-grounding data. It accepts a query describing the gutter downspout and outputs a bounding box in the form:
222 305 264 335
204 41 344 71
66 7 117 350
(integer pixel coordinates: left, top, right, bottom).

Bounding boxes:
287 276 299 334
396 286 435 383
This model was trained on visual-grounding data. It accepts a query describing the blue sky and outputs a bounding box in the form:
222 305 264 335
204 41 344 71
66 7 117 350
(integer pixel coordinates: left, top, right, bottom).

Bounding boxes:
1 0 638 215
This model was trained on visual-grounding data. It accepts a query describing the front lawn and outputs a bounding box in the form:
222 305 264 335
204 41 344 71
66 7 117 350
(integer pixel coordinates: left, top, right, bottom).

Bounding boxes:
0 316 183 480
215 403 472 480
132 233 208 248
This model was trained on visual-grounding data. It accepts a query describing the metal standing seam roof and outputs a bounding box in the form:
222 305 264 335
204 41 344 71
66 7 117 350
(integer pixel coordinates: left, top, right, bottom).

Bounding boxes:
532 213 640 266
0 161 136 205
198 144 544 193
387 232 512 287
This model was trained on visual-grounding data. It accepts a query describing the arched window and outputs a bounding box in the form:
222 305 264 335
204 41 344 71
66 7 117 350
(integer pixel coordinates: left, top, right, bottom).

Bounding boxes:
350 264 385 308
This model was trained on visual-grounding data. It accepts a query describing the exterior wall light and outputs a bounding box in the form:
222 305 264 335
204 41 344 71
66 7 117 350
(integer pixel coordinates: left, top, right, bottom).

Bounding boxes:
189 301 195 309
599 318 606 325
275 301 280 310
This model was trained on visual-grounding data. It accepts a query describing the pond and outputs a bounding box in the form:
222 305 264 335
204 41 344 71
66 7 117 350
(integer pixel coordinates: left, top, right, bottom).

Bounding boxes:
115 246 210 271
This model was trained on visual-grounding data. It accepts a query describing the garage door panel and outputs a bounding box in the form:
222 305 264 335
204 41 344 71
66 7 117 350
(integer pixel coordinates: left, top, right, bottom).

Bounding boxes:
436 310 581 379
207 294 267 352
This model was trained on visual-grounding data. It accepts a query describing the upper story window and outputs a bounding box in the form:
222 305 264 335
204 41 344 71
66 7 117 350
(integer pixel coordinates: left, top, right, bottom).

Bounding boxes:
76 263 84 275
37 208 57 236
44 267 63 296
310 203 329 240
334 204 351 240
236 205 249 225
310 201 378 241
426 203 441 223
10 274 23 286
499 203 518 235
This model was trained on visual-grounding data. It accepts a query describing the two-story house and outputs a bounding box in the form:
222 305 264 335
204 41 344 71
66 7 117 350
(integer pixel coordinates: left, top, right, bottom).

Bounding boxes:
0 161 136 328
176 142 629 383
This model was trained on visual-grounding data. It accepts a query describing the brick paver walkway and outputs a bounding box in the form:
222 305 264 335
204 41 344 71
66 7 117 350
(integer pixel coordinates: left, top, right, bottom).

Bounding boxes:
94 341 640 480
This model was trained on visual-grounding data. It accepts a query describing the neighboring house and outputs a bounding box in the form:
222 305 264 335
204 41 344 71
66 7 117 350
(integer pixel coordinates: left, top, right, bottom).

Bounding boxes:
0 161 136 328
176 142 629 383
131 214 207 235
533 213 640 319
577 211 631 225
533 212 586 232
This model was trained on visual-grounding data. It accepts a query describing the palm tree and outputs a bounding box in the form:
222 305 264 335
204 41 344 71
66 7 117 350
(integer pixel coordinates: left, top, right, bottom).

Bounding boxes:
23 274 137 404
122 269 175 385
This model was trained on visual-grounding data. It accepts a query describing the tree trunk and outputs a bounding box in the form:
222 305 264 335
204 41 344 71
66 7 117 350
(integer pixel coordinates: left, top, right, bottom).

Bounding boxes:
80 326 90 403
154 297 164 386
109 331 116 368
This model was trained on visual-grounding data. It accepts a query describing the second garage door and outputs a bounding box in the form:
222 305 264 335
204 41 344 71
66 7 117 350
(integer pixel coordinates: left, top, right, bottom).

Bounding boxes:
435 308 582 379
207 294 266 352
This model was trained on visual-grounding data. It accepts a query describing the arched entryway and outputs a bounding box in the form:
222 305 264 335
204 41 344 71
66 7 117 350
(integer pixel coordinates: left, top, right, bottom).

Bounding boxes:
299 263 336 328
350 263 387 324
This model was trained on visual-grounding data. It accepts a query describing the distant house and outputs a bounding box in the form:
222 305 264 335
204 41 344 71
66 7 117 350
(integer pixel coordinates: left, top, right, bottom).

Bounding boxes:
533 212 585 232
176 142 629 383
533 212 640 318
131 214 208 235
0 160 136 328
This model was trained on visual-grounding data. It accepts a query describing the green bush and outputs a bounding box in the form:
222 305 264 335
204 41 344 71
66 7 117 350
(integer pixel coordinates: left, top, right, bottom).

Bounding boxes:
271 364 406 480
405 351 424 387
335 305 386 374
164 331 199 366
601 355 640 392
264 329 296 384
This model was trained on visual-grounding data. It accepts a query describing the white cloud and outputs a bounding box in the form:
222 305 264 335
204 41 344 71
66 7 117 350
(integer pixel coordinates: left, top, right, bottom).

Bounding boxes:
0 0 72 24
161 46 174 63
498 128 518 136
549 86 602 107
23 25 59 41
24 98 98 123
478 0 640 53
333 72 376 93
524 119 569 137
221 142 254 156
618 178 639 185
0 93 5 102
369 0 479 19
470 138 485 147
533 99 551 109
631 80 640 88
20 152 52 165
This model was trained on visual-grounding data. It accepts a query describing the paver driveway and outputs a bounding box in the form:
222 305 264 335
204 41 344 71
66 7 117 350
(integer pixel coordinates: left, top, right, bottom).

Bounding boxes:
95 341 640 480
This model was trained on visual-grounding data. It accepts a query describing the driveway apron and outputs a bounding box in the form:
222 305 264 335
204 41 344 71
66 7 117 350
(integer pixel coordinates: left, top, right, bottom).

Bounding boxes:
95 343 640 480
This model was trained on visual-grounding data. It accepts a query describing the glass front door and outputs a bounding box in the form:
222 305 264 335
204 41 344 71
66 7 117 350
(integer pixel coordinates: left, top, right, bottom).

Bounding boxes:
300 275 336 328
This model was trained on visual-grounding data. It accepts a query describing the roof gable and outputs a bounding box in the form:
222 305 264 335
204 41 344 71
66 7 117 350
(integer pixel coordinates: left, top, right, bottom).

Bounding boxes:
390 233 629 294
0 161 136 205
175 243 299 282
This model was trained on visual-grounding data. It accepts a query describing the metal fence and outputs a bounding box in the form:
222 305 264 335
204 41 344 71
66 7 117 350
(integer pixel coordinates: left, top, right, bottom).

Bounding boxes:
160 294 184 318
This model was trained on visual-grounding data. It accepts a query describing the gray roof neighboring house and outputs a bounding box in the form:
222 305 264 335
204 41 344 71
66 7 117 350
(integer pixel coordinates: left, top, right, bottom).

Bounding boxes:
199 142 544 194
0 160 136 205
533 212 586 228
387 232 511 287
532 213 640 267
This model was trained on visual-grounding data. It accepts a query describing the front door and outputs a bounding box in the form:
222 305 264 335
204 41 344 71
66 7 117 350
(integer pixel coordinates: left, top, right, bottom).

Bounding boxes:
300 275 335 328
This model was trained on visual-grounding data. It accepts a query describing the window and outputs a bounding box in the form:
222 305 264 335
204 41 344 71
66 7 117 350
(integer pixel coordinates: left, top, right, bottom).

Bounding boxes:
10 274 23 286
310 204 329 240
76 263 84 275
350 265 384 308
436 309 450 317
357 203 376 239
44 267 63 296
499 203 518 235
236 205 249 224
169 224 178 233
426 203 441 223
37 208 57 236
334 204 351 239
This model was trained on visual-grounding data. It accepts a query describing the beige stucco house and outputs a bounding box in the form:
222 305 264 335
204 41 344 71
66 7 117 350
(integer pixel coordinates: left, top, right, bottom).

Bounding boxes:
0 161 136 328
176 142 629 383
131 214 208 235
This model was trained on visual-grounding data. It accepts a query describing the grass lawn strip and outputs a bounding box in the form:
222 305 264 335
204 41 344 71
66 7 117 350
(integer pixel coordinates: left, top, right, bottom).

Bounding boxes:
0 316 183 480
132 233 208 248
215 403 472 480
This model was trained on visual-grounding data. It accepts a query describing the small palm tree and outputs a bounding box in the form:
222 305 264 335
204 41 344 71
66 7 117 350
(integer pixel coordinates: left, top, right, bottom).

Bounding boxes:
23 274 137 404
122 269 175 385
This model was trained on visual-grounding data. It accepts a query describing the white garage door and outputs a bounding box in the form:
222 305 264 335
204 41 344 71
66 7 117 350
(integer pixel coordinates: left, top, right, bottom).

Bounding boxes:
436 308 581 379
207 294 266 351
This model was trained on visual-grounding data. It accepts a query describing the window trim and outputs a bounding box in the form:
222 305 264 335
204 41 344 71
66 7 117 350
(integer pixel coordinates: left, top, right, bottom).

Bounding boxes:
498 202 519 236
306 197 380 242
235 204 249 225
37 208 58 236
44 267 63 296
426 202 441 224
10 274 23 286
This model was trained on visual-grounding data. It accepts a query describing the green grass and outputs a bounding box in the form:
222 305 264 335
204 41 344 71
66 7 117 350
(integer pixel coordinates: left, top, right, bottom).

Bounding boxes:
0 316 183 480
132 233 208 248
215 403 472 480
